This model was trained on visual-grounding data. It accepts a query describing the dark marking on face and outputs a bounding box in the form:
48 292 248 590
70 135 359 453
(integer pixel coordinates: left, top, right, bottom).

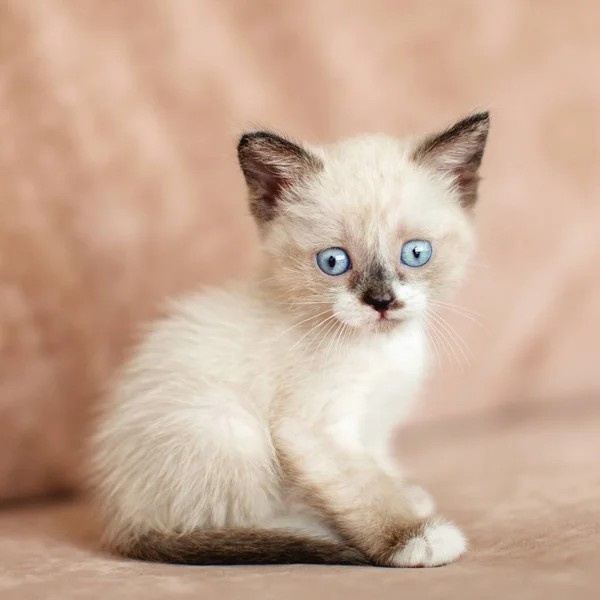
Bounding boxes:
348 271 361 291
351 262 403 312
362 288 397 312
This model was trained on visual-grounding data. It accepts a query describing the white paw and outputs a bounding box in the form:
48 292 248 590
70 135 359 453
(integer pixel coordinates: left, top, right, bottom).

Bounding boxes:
404 484 436 518
390 520 467 567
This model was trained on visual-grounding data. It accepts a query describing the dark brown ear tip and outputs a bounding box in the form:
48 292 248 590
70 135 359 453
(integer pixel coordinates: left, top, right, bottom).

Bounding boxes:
466 111 490 131
471 110 490 121
237 131 272 154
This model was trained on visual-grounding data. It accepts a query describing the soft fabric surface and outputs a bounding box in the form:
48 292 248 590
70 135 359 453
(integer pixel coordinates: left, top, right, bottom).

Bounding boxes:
1 0 599 501
1 405 598 599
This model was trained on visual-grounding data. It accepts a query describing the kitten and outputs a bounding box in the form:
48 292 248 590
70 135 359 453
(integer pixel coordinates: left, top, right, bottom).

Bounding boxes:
91 112 489 567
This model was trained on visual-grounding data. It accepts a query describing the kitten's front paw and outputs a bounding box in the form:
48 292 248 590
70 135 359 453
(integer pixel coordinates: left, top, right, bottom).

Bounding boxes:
404 483 436 518
389 519 467 567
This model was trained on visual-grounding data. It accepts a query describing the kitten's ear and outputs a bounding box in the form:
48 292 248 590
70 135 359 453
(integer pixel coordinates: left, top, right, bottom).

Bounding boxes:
237 131 322 223
412 112 490 209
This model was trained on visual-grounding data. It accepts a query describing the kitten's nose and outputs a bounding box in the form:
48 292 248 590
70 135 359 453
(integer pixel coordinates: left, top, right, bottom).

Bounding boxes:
362 289 396 312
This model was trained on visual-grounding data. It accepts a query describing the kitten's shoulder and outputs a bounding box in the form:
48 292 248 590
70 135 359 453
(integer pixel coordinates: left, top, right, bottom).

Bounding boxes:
153 282 269 344
166 282 260 324
125 282 269 379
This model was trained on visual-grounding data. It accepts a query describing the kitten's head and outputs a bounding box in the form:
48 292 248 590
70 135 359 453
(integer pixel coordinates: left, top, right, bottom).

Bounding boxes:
238 113 489 332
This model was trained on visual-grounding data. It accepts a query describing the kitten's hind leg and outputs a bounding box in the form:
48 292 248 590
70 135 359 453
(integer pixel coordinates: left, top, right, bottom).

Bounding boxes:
103 385 367 565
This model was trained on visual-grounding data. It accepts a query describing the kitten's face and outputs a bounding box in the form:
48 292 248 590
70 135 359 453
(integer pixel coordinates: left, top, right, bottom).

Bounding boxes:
238 114 489 333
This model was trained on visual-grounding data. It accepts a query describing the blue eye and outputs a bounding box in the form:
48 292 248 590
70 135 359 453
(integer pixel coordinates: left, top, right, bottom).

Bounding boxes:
401 240 432 268
316 247 351 276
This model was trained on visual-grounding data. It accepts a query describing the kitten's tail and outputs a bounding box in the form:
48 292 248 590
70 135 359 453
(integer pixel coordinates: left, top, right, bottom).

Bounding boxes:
115 529 369 566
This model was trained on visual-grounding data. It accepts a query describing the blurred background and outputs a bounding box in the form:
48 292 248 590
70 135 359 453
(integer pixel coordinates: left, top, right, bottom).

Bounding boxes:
1 0 599 504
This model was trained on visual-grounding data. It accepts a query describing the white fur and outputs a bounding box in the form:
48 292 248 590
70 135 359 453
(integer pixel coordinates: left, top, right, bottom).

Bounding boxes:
404 483 437 518
390 520 467 567
93 287 427 532
91 121 485 567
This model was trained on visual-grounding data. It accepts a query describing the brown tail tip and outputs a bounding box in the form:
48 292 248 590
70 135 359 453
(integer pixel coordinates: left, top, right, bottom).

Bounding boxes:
117 528 369 566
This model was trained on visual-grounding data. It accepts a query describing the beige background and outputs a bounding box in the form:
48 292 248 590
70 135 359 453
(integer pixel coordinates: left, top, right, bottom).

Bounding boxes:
0 0 599 502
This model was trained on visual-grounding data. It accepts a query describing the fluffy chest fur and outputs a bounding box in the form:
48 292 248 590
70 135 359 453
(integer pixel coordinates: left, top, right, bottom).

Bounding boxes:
277 316 428 459
165 286 427 437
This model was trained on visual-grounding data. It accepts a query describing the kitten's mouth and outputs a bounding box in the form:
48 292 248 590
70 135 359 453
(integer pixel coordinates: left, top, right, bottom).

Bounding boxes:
372 306 413 328
373 311 402 329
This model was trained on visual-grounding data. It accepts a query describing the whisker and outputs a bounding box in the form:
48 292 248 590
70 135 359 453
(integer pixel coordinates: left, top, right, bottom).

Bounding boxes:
341 321 354 355
428 319 451 370
428 310 471 369
426 311 462 370
278 309 332 339
280 301 335 307
429 299 486 319
433 310 472 357
424 325 443 373
323 317 348 368
428 301 487 330
287 313 337 355
311 317 340 363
